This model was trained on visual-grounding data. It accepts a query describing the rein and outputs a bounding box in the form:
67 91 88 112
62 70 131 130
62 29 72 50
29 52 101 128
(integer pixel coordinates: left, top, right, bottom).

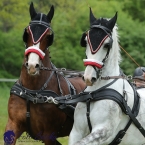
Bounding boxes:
101 75 132 80
119 45 141 68
23 63 84 77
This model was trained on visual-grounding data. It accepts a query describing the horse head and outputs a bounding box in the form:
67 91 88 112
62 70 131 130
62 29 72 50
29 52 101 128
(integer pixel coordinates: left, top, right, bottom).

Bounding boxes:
81 8 118 86
23 2 54 75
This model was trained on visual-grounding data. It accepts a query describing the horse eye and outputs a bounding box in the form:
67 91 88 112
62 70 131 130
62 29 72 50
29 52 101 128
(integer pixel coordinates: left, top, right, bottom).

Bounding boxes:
104 43 110 49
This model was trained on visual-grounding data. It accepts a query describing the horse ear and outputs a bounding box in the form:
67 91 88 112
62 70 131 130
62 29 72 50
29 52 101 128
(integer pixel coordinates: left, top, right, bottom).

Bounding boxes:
107 12 118 30
90 7 97 25
47 5 54 23
29 2 37 20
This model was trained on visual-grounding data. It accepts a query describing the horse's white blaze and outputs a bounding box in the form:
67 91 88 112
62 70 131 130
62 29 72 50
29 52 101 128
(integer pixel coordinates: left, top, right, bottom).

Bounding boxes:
27 43 41 75
83 65 97 86
28 52 39 66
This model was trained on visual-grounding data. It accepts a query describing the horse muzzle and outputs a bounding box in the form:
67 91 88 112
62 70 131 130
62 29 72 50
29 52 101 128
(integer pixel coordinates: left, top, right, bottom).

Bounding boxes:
25 61 40 75
83 65 97 86
25 52 41 75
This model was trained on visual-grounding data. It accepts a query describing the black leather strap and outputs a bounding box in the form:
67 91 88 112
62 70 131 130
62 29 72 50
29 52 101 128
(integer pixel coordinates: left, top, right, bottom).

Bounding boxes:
10 83 59 104
109 119 132 145
86 99 92 132
40 70 54 91
109 80 141 144
126 105 145 137
55 78 118 104
26 99 39 140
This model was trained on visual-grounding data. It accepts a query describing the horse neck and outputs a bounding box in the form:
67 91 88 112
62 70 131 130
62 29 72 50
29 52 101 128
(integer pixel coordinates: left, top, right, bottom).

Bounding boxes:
102 28 121 77
20 50 57 90
102 53 120 77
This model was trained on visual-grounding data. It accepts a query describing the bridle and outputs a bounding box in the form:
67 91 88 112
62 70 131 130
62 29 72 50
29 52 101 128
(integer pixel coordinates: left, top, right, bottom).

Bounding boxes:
83 25 113 78
23 13 54 60
23 14 55 72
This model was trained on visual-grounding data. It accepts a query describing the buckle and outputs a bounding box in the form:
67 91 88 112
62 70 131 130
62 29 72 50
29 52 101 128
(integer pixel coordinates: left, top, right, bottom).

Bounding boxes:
126 75 132 80
65 94 72 100
26 112 30 117
44 96 53 103
61 68 66 71
44 96 58 104
33 98 38 104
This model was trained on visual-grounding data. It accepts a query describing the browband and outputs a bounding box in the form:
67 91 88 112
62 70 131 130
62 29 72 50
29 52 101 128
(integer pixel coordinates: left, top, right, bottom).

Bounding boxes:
90 25 112 33
29 20 51 28
29 13 51 28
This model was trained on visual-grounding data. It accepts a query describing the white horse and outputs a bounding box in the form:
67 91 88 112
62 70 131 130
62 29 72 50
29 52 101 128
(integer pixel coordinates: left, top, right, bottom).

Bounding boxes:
69 8 145 145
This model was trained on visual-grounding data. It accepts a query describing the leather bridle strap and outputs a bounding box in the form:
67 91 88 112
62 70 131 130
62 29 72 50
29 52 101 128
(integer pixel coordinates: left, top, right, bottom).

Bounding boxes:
39 70 55 91
102 47 110 63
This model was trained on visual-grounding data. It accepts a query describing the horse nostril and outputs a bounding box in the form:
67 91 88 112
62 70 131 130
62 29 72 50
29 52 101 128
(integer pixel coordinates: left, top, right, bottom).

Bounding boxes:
91 77 97 83
25 62 28 68
35 64 40 68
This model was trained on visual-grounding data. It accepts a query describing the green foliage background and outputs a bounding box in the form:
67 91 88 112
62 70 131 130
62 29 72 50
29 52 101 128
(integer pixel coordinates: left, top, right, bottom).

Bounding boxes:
1 0 145 85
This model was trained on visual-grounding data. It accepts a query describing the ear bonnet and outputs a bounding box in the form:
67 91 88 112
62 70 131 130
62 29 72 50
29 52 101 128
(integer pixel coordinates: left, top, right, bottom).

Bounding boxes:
80 8 117 54
23 3 54 47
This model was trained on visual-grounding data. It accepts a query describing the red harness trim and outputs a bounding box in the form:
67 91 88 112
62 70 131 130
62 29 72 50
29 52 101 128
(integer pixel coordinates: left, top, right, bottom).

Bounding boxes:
28 26 49 44
87 32 109 54
25 47 45 59
84 61 103 69
83 59 103 69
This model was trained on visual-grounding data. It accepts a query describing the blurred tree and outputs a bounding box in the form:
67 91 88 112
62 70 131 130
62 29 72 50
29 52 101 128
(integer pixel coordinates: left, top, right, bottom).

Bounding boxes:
118 1 145 75
122 0 145 22
0 29 24 76
0 0 30 32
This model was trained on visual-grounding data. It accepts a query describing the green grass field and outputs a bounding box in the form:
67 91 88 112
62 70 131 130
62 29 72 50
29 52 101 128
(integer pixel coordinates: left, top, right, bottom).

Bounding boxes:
0 87 68 145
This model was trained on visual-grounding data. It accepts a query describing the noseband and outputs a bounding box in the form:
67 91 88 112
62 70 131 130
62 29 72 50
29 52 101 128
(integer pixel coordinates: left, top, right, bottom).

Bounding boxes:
25 45 45 59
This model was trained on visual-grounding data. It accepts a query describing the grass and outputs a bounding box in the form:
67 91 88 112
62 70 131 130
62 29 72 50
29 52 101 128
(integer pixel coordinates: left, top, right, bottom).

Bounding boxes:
0 87 68 145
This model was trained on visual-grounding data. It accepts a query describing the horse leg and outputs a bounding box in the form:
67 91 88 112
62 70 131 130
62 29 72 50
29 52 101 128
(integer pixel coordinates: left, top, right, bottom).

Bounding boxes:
68 103 89 145
4 119 24 145
72 125 113 145
68 127 85 145
69 101 120 145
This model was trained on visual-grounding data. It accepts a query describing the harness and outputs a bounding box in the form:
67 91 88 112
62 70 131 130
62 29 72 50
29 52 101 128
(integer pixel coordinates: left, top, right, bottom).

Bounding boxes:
50 78 145 144
10 64 76 144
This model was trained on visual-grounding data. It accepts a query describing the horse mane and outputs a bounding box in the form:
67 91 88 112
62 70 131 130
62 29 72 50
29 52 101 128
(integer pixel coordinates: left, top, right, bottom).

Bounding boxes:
109 23 122 65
